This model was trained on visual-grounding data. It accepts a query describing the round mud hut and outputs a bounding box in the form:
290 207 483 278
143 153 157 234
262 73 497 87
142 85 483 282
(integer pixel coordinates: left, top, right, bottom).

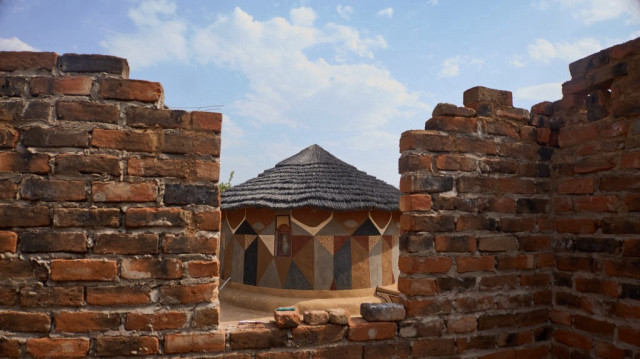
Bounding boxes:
220 144 401 291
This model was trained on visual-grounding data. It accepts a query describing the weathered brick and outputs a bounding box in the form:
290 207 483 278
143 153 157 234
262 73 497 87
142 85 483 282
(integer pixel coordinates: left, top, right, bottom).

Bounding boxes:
0 180 17 200
59 53 129 76
0 338 20 358
23 100 52 120
456 256 495 273
30 76 93 96
556 218 597 234
55 153 121 175
555 328 592 351
520 273 551 287
194 210 221 231
92 181 157 202
602 217 640 234
0 126 18 148
94 233 159 254
164 184 218 205
0 311 50 332
573 314 616 338
412 337 456 357
432 103 476 117
20 285 84 307
127 157 184 177
557 177 595 194
398 317 443 338
0 231 17 253
600 175 640 191
53 208 120 227
291 324 345 346
574 195 617 212
19 231 87 252
361 303 405 322
126 107 189 129
574 237 620 253
162 131 220 155
87 286 151 306
56 101 119 123
0 51 57 72
400 213 455 232
436 276 476 292
91 128 158 152
399 130 455 152
479 274 518 289
194 160 220 181
447 315 477 334
398 256 451 274
313 344 363 359
347 318 396 341
604 258 640 279
519 235 551 251
51 259 117 281
457 177 536 194
464 86 512 107
0 287 17 306
26 337 90 358
0 206 50 230
425 115 478 133
125 207 189 228
121 258 182 279
22 126 90 148
274 307 301 328
496 254 534 270
193 305 219 328
21 178 86 201
162 234 217 254
160 283 215 304
0 258 47 280
98 78 162 103
0 152 49 173
191 111 222 132
478 236 518 251
228 322 287 349
55 311 121 332
95 336 159 356
435 154 476 171
400 173 454 194
0 77 28 97
186 259 219 277
125 311 188 331
435 235 475 252
623 238 640 257
399 153 432 173
363 341 411 359
164 332 225 354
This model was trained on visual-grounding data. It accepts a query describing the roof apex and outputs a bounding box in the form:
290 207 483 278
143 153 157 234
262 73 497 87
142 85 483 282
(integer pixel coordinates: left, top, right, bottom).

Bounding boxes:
276 144 354 168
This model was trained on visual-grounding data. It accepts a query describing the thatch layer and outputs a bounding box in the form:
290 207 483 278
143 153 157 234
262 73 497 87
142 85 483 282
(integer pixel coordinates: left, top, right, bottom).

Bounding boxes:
221 145 400 211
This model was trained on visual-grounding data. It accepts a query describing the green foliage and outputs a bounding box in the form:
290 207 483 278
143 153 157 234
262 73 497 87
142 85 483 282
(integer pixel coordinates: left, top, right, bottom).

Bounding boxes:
219 171 234 193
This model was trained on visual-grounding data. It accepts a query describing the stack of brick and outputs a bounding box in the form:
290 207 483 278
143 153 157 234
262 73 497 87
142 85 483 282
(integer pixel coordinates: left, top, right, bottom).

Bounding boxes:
548 38 640 358
398 85 553 358
0 52 222 357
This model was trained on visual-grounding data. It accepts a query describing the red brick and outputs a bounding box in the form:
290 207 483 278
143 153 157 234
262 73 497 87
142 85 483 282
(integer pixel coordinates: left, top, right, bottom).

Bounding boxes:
594 341 630 359
92 181 156 202
626 193 640 212
555 329 592 351
94 233 159 254
457 177 535 194
464 86 512 107
98 78 162 103
425 115 478 133
614 302 640 320
435 154 476 171
126 311 188 331
457 335 496 353
600 175 640 191
187 260 219 278
256 351 310 359
618 326 640 346
127 157 184 177
479 349 516 359
193 305 219 328
53 208 120 227
0 338 19 358
404 298 452 317
56 101 118 124
191 111 222 132
621 152 640 168
87 286 150 306
26 337 90 358
55 154 121 175
574 195 617 212
484 118 519 138
623 239 640 257
0 152 49 173
399 130 455 152
126 107 190 129
556 218 597 234
95 336 159 356
574 314 615 338
0 51 57 71
478 236 518 251
456 214 495 231
0 287 17 306
20 285 84 307
558 124 597 148
555 196 573 212
164 332 225 354
447 315 477 334
557 177 594 194
0 180 17 200
412 337 456 357
480 274 518 289
160 283 215 304
575 276 618 297
398 256 452 274
19 231 87 253
518 235 550 251
489 197 516 213
30 76 92 96
51 259 117 281
162 131 220 156
125 207 189 228
0 231 17 253
347 318 396 341
0 311 50 332
520 273 551 287
550 309 572 325
22 127 89 148
0 126 18 148
435 235 475 252
194 210 221 231
194 159 220 181
456 256 495 273
291 324 345 346
55 311 120 332
398 277 437 296
604 259 640 279
573 157 615 174
91 128 159 152
0 258 48 280
20 178 86 201
162 234 217 254
227 322 287 349
363 341 410 359
399 194 432 212
121 258 182 279
536 253 555 268
313 344 363 359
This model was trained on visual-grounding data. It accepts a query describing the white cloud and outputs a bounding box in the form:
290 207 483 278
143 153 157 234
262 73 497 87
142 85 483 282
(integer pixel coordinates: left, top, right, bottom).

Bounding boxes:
336 5 354 20
100 0 188 68
376 8 394 18
511 55 526 68
427 0 439 5
532 0 640 24
290 7 316 27
0 36 38 51
438 55 484 77
514 82 562 102
527 37 602 63
191 7 422 131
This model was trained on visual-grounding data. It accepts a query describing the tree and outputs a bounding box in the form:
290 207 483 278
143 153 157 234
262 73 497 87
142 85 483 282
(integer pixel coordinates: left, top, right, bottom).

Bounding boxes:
219 171 234 193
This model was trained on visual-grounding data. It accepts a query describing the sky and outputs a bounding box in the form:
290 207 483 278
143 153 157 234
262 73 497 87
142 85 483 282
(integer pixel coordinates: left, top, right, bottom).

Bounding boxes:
1 0 639 188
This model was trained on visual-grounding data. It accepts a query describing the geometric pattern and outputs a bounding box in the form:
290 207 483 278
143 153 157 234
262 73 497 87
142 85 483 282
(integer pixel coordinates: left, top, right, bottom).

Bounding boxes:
221 208 400 290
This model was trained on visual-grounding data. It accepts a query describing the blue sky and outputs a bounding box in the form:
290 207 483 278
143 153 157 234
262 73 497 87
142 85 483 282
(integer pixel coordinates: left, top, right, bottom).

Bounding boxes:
1 0 639 187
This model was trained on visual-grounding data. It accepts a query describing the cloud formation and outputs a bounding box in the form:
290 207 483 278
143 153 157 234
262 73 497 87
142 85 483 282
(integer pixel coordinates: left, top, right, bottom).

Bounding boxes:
0 36 37 51
336 5 354 20
438 55 484 77
533 0 640 24
376 8 393 18
527 37 602 63
514 82 562 102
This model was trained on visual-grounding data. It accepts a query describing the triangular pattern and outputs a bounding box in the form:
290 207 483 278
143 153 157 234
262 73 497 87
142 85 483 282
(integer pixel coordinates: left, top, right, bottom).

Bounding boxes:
315 235 334 255
350 236 370 289
284 261 312 290
274 256 291 287
381 234 393 285
256 238 274 281
291 221 312 236
369 236 382 287
259 220 275 235
235 220 256 235
370 211 391 232
314 239 333 290
383 219 399 235
333 238 351 290
226 209 246 232
353 218 381 236
334 210 369 234
292 236 313 257
316 218 348 236
353 236 369 252
258 260 280 288
368 236 381 252
333 236 350 255
243 238 258 286
259 234 275 256
293 237 315 288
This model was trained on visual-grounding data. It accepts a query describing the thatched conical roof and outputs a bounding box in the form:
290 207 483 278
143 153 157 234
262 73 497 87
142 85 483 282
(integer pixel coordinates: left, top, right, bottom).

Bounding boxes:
221 144 400 211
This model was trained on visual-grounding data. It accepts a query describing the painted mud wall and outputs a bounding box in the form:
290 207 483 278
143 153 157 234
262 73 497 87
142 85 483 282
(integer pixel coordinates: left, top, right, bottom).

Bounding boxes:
221 208 400 290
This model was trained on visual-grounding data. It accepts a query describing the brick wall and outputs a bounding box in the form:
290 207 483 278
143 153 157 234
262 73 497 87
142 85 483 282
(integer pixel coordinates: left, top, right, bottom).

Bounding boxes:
0 52 223 357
